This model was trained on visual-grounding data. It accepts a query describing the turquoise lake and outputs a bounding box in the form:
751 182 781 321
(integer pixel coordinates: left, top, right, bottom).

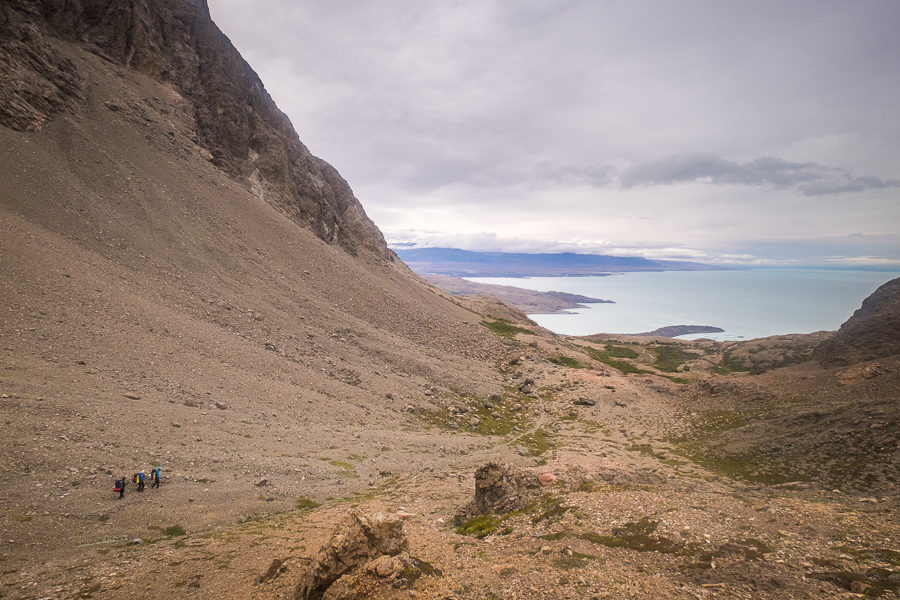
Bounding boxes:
466 269 900 340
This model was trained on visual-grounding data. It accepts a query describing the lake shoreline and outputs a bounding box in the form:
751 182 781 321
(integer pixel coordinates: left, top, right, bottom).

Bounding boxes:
467 268 900 341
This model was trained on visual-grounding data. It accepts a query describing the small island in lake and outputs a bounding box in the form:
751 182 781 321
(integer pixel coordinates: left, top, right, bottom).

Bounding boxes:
634 325 725 337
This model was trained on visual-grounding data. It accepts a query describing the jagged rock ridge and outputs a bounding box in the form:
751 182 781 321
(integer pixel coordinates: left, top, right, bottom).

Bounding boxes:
816 277 900 366
0 0 389 258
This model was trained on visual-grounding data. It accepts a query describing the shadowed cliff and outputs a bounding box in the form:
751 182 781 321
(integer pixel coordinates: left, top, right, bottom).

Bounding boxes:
0 0 389 258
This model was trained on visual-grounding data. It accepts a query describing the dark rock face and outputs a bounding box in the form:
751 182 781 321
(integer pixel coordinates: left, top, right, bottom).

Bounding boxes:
0 0 390 259
0 3 84 131
816 278 900 367
454 462 541 524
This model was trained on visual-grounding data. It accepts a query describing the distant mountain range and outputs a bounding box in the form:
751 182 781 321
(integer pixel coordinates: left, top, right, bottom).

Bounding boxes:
395 247 721 277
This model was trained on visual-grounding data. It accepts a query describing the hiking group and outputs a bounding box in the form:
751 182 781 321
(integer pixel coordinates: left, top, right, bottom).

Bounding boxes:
114 467 161 499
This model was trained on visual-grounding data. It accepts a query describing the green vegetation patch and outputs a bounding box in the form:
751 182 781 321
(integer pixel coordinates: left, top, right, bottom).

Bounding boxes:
162 524 186 538
328 459 359 478
650 343 699 372
579 345 651 375
459 495 572 539
603 344 639 359
579 517 683 554
400 557 443 587
419 388 532 438
456 514 501 538
628 443 658 457
674 447 806 485
295 497 321 510
531 495 570 525
669 408 808 485
481 318 535 339
552 551 600 570
540 529 572 541
716 344 813 375
548 354 584 369
517 428 555 456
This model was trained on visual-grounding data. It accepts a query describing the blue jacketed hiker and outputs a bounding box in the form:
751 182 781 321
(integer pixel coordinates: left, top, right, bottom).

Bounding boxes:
151 466 161 488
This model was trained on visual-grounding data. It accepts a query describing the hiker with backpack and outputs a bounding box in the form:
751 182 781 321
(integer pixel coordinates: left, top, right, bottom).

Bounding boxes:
114 476 127 499
151 466 161 488
136 470 146 492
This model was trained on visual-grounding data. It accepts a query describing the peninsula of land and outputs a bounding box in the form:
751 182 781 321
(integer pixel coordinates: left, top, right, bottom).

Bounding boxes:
633 325 726 337
424 274 611 314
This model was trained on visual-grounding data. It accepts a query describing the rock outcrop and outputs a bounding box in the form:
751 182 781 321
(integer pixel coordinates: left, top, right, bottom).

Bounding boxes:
816 277 900 367
293 511 408 600
454 462 542 524
0 0 389 259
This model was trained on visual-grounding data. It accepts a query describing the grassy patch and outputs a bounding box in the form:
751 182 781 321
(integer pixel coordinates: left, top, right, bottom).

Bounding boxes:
674 447 805 485
400 557 443 587
162 525 186 538
717 344 813 375
669 408 807 485
603 344 639 359
548 355 584 369
459 495 571 539
579 517 683 554
517 429 554 456
650 343 699 372
552 551 600 570
456 515 501 538
295 497 321 510
419 388 532 438
540 529 572 541
531 495 570 525
579 345 651 375
481 318 535 339
628 443 658 457
329 460 359 478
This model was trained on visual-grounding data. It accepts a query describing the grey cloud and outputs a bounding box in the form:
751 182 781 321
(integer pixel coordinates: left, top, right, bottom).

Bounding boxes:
621 154 899 196
208 1 900 264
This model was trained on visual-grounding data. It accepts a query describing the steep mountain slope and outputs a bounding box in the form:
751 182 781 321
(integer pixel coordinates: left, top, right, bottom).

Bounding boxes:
1 0 388 257
0 0 512 572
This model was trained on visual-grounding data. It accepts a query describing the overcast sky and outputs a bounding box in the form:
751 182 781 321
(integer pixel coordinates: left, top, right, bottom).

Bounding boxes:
207 0 900 265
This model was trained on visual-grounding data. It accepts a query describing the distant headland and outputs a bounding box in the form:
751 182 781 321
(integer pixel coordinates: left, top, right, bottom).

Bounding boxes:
395 247 724 278
633 325 726 337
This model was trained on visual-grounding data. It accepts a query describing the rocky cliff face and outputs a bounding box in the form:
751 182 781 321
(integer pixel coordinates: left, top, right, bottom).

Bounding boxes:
816 277 900 366
0 0 390 259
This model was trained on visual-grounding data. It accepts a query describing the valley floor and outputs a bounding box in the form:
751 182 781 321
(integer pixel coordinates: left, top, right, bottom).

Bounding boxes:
2 334 897 600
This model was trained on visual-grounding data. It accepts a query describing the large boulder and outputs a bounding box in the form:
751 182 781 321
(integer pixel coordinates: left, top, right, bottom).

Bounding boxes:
454 462 542 524
293 511 407 600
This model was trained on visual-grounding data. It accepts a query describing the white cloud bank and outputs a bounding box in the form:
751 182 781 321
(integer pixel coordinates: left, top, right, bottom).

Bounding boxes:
208 0 900 266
